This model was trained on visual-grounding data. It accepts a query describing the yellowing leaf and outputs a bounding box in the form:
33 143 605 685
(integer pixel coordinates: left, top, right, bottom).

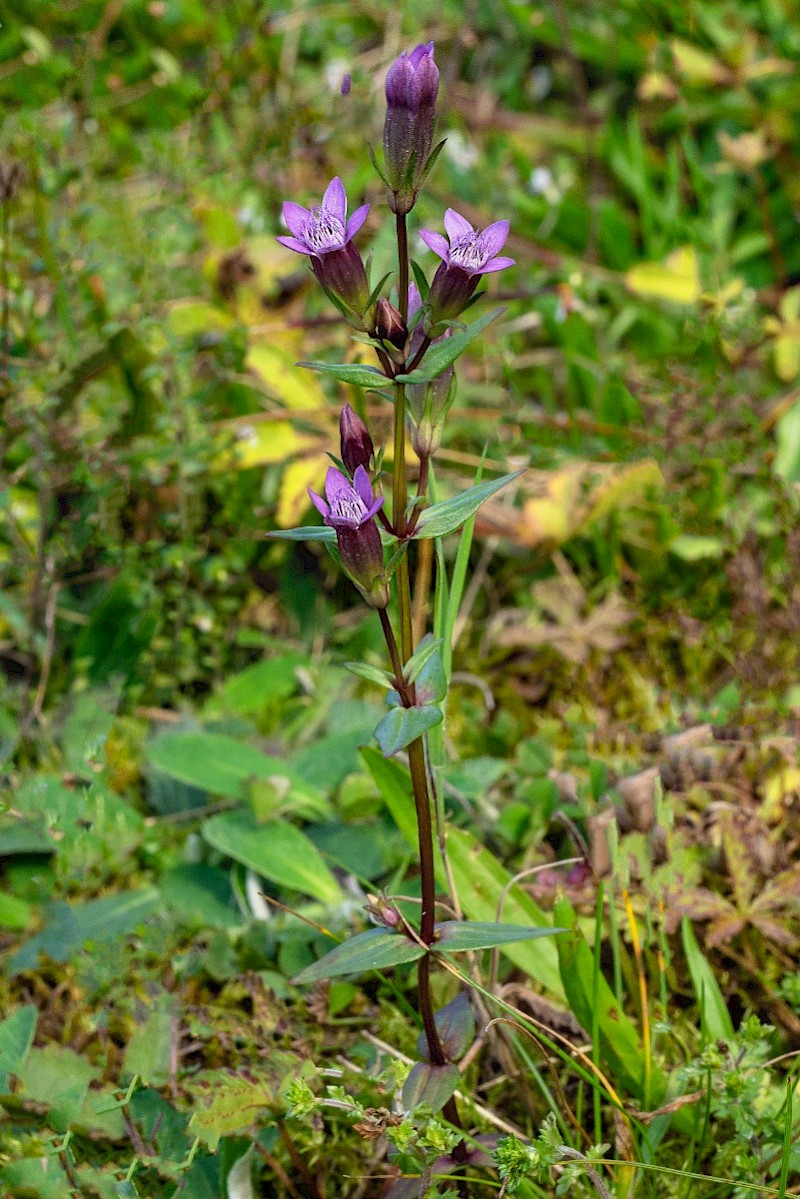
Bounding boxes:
762 765 800 824
584 460 663 525
774 335 800 383
625 246 701 306
216 418 317 470
168 299 233 337
247 343 328 410
518 466 584 547
670 39 729 85
276 455 328 528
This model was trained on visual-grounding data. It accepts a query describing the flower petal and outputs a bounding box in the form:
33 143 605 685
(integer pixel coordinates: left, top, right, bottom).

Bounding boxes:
407 282 422 319
308 487 330 520
478 219 510 258
419 229 450 261
408 42 434 68
352 465 374 509
345 203 370 241
478 255 515 274
325 465 353 506
282 201 309 238
363 494 385 522
322 176 347 224
443 208 474 243
276 235 313 255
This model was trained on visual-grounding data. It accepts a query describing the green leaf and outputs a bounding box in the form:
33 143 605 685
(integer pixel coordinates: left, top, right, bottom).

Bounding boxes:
123 999 176 1087
0 818 54 856
404 634 444 684
774 400 800 483
292 927 425 984
434 920 562 952
444 828 564 998
265 525 336 543
298 361 388 387
374 704 443 757
681 918 734 1042
402 1061 459 1112
413 645 447 705
395 308 505 383
186 1058 298 1150
554 895 667 1105
0 1005 37 1092
160 864 240 929
202 810 342 904
360 747 418 846
0 891 32 930
417 993 474 1063
344 661 395 688
147 731 324 809
414 470 526 539
10 889 160 973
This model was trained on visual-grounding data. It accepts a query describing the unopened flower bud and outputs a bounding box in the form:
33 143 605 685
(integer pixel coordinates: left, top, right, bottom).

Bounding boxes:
376 298 407 352
339 403 374 476
383 43 439 214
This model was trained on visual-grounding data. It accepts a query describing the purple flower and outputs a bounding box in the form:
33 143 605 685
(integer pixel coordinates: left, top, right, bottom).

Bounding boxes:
309 466 388 608
277 177 373 327
420 208 514 327
383 43 439 213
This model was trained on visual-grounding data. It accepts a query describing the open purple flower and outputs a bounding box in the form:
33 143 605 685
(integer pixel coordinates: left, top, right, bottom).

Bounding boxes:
383 43 439 214
277 177 373 327
420 208 514 327
309 466 388 608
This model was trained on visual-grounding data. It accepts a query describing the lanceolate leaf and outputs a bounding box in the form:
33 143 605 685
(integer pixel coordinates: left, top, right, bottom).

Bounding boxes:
298 361 388 388
434 920 563 953
401 1061 459 1112
417 993 474 1063
395 308 505 384
414 470 526 540
292 928 425 984
265 525 337 543
374 704 443 758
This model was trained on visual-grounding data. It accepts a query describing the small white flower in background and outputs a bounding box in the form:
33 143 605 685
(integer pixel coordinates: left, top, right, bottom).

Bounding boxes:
529 166 561 204
444 130 480 171
529 65 552 100
325 58 351 93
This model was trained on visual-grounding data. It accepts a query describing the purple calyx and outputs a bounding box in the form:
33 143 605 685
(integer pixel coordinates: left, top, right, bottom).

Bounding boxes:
309 466 383 531
277 176 369 258
420 208 515 276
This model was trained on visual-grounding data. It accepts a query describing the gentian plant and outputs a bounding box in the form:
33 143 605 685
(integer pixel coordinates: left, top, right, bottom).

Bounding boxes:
274 40 556 1197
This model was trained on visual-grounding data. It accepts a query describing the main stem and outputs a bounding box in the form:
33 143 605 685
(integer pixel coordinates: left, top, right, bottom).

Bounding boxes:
390 213 466 1173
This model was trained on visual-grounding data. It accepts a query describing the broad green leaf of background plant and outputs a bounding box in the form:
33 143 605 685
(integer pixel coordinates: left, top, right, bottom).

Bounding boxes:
0 1005 37 1093
10 889 160 973
554 896 666 1105
681 918 735 1042
202 810 341 905
774 399 800 483
292 927 426 984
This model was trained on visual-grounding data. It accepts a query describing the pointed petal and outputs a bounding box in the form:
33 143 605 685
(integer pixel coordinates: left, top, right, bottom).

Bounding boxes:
323 176 347 223
282 201 309 237
408 43 432 67
325 465 353 504
419 229 450 261
407 282 422 318
276 235 313 255
479 255 515 274
308 487 330 520
345 203 370 241
478 219 510 258
443 208 474 243
363 494 385 522
353 465 374 508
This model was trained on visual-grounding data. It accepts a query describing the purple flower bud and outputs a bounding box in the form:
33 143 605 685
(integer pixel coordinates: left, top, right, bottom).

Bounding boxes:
339 404 374 476
341 73 351 96
420 208 514 329
407 327 456 458
309 466 389 609
383 43 439 214
276 177 374 329
376 297 407 352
